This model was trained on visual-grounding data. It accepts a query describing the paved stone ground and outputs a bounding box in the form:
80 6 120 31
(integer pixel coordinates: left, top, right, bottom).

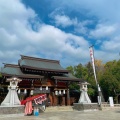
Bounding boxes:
0 109 120 120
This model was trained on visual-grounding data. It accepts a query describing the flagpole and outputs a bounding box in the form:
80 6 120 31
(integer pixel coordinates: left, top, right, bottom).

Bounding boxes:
89 45 98 86
89 45 104 106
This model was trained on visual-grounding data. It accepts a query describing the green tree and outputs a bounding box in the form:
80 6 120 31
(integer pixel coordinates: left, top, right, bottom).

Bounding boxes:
85 62 97 101
74 63 84 78
99 60 120 102
66 59 120 103
66 66 74 75
67 62 97 100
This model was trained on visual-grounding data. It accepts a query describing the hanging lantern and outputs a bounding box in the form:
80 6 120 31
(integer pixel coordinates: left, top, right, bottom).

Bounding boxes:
24 89 27 94
18 89 21 94
59 90 61 95
55 91 58 95
63 90 65 94
40 86 42 90
13 77 17 81
46 86 48 90
30 90 34 95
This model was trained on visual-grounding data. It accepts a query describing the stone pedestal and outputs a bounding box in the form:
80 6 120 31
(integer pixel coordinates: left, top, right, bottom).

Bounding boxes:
73 82 100 111
0 105 24 114
73 103 99 111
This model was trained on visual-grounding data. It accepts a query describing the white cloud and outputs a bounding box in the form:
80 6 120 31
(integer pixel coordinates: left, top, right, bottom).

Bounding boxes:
50 10 92 35
54 15 77 27
0 0 36 30
0 0 120 69
93 49 120 64
49 10 78 28
90 23 118 38
74 22 88 35
0 0 91 68
25 24 90 66
57 0 120 22
101 36 120 52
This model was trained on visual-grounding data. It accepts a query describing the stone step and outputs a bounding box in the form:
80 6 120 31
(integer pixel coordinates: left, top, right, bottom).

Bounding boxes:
45 106 73 112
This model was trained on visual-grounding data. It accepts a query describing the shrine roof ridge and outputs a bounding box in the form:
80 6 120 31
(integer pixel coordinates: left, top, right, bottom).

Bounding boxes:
20 55 60 64
1 63 43 79
19 55 68 73
3 63 19 68
52 73 85 82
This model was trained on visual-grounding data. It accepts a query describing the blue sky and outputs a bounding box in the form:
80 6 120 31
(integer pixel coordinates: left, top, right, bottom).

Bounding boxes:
0 0 120 68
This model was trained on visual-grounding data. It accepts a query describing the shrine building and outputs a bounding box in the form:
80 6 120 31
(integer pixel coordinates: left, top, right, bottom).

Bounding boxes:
0 55 84 106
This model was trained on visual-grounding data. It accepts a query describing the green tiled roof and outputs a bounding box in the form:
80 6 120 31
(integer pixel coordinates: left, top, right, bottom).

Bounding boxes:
1 64 43 79
0 55 84 82
52 73 84 82
19 55 68 73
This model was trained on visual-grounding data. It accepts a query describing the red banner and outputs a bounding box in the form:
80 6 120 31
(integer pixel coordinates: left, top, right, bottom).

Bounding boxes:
89 46 98 85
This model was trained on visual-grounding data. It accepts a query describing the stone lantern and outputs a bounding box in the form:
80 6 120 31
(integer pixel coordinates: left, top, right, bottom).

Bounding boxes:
1 77 22 106
78 82 91 103
73 82 99 111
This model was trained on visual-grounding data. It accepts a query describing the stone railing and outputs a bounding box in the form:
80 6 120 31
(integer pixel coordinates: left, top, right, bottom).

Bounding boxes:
101 103 120 109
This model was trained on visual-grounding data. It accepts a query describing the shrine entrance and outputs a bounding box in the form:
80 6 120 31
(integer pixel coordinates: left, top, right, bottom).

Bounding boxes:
0 55 83 107
57 94 67 106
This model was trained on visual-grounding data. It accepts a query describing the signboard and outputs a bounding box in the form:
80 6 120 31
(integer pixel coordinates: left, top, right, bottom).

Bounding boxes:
109 97 114 107
97 96 101 105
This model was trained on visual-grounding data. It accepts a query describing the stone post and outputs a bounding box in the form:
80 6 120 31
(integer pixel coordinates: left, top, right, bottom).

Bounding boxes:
67 89 70 105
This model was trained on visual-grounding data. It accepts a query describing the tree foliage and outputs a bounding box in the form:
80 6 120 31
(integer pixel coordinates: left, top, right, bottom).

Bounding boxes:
66 59 120 103
99 60 120 102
